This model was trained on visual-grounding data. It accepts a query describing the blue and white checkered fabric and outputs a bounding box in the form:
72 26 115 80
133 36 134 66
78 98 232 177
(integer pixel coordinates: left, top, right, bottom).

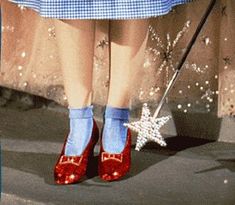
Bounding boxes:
8 0 193 19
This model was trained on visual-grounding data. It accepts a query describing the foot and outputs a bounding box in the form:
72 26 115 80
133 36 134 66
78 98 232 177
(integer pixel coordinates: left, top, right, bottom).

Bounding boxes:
54 118 100 185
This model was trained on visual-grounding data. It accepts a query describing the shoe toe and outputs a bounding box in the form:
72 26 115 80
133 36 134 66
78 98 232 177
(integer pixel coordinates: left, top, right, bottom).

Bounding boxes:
101 171 122 181
54 164 81 185
55 172 79 185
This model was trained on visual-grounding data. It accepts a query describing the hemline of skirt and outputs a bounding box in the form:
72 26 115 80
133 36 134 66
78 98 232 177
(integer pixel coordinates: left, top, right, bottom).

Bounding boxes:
8 0 194 20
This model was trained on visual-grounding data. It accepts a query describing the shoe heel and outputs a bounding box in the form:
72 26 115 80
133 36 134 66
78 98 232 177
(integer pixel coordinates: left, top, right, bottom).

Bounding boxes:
86 144 97 178
86 120 99 178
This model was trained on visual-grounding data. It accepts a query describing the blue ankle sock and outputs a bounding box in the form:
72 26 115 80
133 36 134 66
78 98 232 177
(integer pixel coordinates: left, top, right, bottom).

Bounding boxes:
64 105 94 156
102 105 130 154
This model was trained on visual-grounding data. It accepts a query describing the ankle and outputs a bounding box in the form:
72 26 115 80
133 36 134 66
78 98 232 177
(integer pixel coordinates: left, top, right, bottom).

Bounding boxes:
64 104 94 156
101 105 130 153
68 104 94 118
104 105 130 120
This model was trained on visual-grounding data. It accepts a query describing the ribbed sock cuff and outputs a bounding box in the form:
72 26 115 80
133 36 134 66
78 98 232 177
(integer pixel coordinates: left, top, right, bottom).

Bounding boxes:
68 105 93 118
104 105 130 120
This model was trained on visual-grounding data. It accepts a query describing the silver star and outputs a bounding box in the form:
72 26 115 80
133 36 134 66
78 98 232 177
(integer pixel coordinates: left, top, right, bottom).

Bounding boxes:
123 103 171 151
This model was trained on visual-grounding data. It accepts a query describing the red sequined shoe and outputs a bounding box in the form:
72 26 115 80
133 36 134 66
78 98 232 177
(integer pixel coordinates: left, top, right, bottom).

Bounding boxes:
98 127 132 181
54 118 99 185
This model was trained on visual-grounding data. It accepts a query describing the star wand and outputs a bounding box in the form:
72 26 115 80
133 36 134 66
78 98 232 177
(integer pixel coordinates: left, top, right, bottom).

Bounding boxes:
124 0 217 151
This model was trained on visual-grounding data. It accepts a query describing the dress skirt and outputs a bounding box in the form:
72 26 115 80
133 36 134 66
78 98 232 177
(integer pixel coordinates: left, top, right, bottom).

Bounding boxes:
8 0 193 19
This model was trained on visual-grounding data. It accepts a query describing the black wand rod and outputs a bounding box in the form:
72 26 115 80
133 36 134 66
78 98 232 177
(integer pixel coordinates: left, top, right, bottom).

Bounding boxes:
153 0 217 119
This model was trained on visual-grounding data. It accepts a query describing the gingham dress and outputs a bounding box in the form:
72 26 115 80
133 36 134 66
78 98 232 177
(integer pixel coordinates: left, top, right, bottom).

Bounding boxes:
8 0 193 19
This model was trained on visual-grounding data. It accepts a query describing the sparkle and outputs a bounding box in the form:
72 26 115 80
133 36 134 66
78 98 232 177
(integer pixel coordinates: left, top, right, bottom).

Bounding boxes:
143 58 152 68
148 20 191 82
113 172 118 176
18 65 23 70
201 89 214 101
23 81 28 87
202 36 211 45
48 27 56 38
177 104 182 109
18 4 26 11
123 103 171 151
223 56 231 65
155 87 160 92
21 52 26 58
96 36 109 49
139 90 144 99
2 25 15 32
186 62 208 73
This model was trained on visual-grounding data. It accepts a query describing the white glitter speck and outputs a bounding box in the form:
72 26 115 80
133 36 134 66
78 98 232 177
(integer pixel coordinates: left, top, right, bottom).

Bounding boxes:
177 104 182 109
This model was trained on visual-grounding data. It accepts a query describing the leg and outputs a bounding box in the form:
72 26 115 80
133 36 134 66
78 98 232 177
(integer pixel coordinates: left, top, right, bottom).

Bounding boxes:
102 19 150 153
107 19 150 108
54 19 96 156
54 19 96 108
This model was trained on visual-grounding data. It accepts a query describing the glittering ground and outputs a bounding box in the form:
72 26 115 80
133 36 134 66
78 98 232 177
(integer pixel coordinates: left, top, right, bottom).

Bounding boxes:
1 104 235 205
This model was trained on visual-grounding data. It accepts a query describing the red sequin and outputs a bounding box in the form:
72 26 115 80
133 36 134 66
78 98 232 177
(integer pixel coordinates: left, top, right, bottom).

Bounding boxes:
98 128 131 181
54 119 99 185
